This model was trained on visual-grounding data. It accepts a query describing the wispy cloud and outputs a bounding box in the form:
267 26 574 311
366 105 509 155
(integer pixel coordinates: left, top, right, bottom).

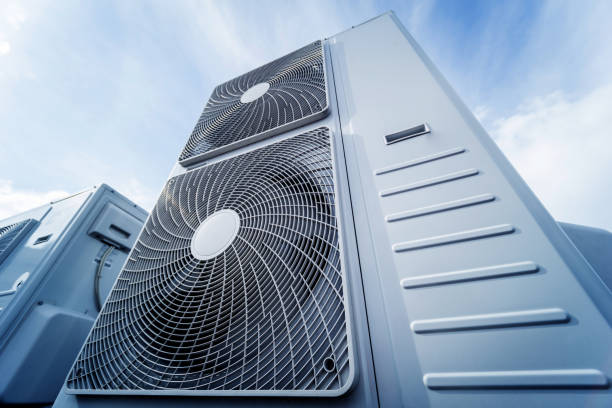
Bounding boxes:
0 0 610 231
0 179 69 220
0 40 9 55
4 2 26 30
490 83 612 229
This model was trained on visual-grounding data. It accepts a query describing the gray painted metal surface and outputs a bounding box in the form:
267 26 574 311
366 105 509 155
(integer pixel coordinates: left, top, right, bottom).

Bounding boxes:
0 184 147 405
53 12 611 408
559 222 612 293
331 12 611 407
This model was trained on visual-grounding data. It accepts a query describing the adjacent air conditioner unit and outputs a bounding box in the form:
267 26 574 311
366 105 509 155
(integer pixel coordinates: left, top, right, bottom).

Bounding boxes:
54 12 612 408
0 184 147 405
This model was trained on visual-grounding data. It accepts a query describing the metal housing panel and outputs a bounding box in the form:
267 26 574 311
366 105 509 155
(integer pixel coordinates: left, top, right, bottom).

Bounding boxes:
330 12 612 407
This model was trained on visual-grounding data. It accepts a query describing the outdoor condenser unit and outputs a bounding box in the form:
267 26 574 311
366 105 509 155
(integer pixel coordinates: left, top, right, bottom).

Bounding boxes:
53 12 611 408
0 184 147 405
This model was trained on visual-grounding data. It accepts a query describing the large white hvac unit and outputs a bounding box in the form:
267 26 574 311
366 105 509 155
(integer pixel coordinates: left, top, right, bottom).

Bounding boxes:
0 184 147 405
53 13 611 408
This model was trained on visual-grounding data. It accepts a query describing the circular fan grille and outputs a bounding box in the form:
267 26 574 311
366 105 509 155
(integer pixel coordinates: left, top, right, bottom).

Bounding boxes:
179 41 328 164
67 128 351 394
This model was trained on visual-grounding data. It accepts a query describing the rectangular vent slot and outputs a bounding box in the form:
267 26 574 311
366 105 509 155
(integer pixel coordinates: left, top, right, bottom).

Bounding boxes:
33 234 52 245
109 224 130 239
385 123 430 145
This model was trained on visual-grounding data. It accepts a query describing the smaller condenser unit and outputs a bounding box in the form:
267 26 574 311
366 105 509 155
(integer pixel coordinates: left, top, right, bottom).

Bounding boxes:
0 184 147 405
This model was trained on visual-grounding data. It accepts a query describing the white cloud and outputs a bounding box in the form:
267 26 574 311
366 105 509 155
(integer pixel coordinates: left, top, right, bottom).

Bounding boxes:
6 6 26 30
0 2 28 57
5 4 26 30
404 0 435 34
0 180 69 220
490 83 612 230
0 40 10 55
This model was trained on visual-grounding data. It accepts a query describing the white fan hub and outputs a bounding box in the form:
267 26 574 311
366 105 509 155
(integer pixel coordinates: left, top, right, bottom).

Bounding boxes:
190 209 240 260
240 82 270 103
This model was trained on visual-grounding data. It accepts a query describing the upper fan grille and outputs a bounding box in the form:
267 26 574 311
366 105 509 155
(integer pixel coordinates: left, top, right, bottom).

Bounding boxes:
67 128 353 396
0 219 36 266
178 41 328 165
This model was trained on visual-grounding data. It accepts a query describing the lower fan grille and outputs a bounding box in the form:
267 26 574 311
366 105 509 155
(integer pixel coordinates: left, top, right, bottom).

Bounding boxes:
67 127 353 396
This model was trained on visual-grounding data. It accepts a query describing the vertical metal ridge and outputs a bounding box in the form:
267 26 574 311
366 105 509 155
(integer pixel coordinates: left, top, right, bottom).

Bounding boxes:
400 261 539 288
411 308 570 333
374 147 465 175
393 224 514 252
423 369 609 389
386 193 495 222
380 168 479 197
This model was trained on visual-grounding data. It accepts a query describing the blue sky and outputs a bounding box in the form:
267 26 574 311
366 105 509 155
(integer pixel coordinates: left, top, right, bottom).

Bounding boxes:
1 0 611 229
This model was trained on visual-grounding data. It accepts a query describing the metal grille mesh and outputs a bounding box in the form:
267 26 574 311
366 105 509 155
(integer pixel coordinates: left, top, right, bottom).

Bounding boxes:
0 219 36 266
67 128 351 395
179 41 328 165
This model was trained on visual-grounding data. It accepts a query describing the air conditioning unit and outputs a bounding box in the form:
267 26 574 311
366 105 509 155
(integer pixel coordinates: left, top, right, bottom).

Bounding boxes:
53 12 611 408
0 184 147 405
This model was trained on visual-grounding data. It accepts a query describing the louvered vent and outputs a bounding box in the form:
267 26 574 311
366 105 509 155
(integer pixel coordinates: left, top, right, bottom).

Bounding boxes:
0 219 36 266
67 128 353 396
179 41 329 166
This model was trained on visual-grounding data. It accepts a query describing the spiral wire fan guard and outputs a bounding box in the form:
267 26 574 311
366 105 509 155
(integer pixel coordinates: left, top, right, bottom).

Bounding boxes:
179 41 329 166
67 128 354 396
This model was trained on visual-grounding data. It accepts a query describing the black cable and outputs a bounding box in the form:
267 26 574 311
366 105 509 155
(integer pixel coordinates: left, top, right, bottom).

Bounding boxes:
94 245 114 312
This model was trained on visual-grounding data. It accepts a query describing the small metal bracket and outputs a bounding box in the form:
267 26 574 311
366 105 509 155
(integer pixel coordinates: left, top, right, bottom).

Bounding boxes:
0 272 30 297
